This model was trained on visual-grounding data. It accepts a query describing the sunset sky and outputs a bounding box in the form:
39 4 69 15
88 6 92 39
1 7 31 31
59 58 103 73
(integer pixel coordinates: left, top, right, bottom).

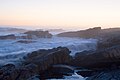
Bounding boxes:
0 0 120 30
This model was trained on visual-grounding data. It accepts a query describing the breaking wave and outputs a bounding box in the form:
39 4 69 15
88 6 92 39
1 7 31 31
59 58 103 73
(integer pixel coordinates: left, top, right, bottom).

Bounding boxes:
0 36 97 64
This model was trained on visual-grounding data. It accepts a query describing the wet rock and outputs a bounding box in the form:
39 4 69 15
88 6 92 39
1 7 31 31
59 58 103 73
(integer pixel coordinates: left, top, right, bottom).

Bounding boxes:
76 69 95 77
87 69 120 80
0 64 19 80
0 63 39 80
39 65 74 79
71 45 120 69
27 75 40 80
15 68 38 80
0 34 16 40
51 64 74 74
97 35 120 49
23 47 72 71
16 40 36 44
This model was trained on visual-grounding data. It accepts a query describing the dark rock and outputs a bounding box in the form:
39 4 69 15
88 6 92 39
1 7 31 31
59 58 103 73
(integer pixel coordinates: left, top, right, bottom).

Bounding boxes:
21 47 72 79
97 35 120 49
57 27 120 39
0 64 19 80
76 69 96 77
24 63 39 74
24 30 52 38
0 30 52 40
39 64 74 79
0 34 16 40
51 64 74 74
87 69 120 80
57 27 102 38
27 75 40 80
0 63 40 80
71 45 120 69
16 68 38 80
40 69 64 79
16 40 36 44
23 47 72 72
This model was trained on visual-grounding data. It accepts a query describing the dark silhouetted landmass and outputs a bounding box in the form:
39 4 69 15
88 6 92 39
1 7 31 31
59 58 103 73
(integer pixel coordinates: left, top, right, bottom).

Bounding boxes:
57 27 120 39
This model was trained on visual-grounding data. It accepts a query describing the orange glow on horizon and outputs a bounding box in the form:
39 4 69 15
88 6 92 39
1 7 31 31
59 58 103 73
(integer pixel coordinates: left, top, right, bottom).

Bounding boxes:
0 0 120 29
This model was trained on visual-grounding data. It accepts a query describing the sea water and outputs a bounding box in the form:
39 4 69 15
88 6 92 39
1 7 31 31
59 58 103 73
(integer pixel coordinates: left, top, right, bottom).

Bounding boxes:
0 32 97 80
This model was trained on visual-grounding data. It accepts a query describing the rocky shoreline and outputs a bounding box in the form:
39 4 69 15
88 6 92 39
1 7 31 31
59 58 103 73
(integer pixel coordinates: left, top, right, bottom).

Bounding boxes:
0 27 120 80
0 47 73 80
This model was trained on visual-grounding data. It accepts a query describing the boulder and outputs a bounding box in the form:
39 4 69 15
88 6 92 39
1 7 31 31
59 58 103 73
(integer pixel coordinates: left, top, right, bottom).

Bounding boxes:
0 64 19 80
0 63 40 80
71 45 120 69
23 47 72 72
97 34 120 49
0 47 71 80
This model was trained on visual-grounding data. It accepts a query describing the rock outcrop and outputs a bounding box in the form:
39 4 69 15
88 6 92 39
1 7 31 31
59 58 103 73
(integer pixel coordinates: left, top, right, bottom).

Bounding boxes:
0 47 71 80
0 34 16 40
0 30 52 40
23 47 71 71
71 45 120 69
87 69 120 80
0 63 39 80
57 27 101 38
97 34 120 49
68 30 120 79
57 27 120 39
24 30 52 38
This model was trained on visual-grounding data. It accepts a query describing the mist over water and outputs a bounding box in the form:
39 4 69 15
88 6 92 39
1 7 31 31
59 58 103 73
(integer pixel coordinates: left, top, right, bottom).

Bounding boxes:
0 36 97 64
0 28 98 80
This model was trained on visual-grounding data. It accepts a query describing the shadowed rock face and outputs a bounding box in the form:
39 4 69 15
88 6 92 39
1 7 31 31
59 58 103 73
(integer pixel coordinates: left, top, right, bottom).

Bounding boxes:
71 45 120 69
23 47 72 71
87 69 120 80
0 47 71 80
97 35 120 49
0 63 39 80
39 64 74 79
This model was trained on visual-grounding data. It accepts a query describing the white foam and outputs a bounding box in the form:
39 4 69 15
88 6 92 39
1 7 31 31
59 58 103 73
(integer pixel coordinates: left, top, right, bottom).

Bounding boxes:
0 36 97 64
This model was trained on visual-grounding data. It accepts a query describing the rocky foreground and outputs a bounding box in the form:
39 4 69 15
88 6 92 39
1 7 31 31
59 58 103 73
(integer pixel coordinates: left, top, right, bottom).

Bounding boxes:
1 27 120 80
0 47 72 80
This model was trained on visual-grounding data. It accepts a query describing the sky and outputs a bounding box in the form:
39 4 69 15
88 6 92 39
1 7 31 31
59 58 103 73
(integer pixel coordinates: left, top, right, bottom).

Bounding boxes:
0 0 120 30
